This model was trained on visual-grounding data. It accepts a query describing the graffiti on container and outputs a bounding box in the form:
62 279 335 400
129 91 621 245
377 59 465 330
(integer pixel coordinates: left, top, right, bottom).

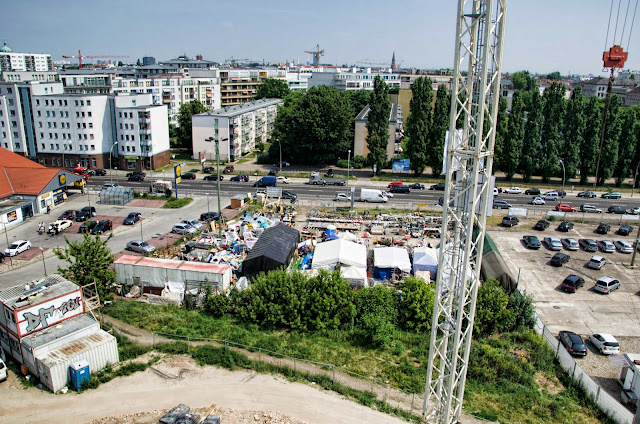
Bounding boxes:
22 296 82 332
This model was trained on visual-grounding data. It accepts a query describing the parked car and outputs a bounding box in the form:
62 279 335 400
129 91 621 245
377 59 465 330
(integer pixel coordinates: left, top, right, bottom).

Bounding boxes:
274 161 291 167
559 331 588 356
614 240 633 253
618 224 633 236
561 275 585 293
492 199 512 209
58 210 78 220
629 207 640 215
91 220 113 235
276 176 290 184
580 204 602 213
589 333 620 355
126 240 156 254
49 220 73 233
522 235 541 249
561 238 579 251
594 276 621 294
587 255 606 270
579 238 598 252
268 169 278 176
597 240 615 253
541 192 559 201
102 183 119 190
388 181 403 188
430 183 445 191
334 193 351 202
200 212 220 222
555 203 577 212
550 252 570 267
128 173 145 182
577 191 596 198
504 187 522 194
608 205 626 214
180 219 203 230
253 176 277 187
524 188 540 196
223 165 234 174
203 166 215 173
529 197 545 205
94 169 107 176
557 221 574 232
595 223 611 234
409 183 425 190
602 192 622 199
123 212 141 225
4 240 31 257
534 220 550 231
79 220 97 233
544 237 562 251
502 215 519 227
204 174 223 181
230 174 249 182
390 185 411 194
172 223 196 235
75 206 97 221
126 171 146 178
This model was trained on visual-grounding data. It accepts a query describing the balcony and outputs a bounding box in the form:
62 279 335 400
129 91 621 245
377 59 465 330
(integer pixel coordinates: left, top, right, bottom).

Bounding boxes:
138 118 151 124
140 129 152 135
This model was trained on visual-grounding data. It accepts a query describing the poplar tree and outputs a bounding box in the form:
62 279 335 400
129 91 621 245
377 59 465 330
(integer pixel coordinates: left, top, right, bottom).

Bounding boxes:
614 110 637 186
539 82 566 182
366 76 391 174
493 96 508 173
405 77 433 176
502 91 525 179
562 86 585 178
579 97 601 185
428 84 450 176
520 90 543 182
597 95 622 185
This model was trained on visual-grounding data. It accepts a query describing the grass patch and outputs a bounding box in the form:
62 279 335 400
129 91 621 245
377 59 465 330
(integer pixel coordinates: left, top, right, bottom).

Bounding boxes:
162 197 193 209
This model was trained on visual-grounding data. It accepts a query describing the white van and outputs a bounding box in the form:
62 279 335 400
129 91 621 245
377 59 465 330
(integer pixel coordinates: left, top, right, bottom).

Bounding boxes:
359 188 388 203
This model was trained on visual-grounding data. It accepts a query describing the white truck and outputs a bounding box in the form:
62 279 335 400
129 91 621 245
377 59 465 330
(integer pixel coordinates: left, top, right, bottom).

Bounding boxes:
358 188 388 203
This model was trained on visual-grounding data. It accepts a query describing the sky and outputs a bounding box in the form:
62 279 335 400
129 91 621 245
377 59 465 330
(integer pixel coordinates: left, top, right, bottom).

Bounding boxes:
2 0 638 76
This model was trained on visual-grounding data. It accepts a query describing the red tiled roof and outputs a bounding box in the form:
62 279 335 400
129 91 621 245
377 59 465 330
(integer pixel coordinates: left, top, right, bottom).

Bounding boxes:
0 148 61 197
0 148 45 169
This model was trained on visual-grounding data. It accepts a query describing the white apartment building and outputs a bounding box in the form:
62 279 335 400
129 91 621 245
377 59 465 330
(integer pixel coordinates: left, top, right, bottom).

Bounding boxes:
307 67 401 91
219 69 286 106
192 98 281 163
0 42 53 72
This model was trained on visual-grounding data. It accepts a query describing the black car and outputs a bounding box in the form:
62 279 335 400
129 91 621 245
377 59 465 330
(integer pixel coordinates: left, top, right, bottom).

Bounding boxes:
523 235 541 249
409 183 425 190
91 220 113 235
79 220 97 233
430 183 445 191
268 169 278 176
579 238 598 252
561 275 585 293
533 220 550 231
200 211 220 221
123 212 141 225
557 221 574 232
577 191 596 198
274 161 291 167
75 206 97 221
390 185 411 194
502 216 519 227
230 175 249 182
94 169 107 176
550 252 570 267
281 191 297 200
182 173 196 180
608 205 626 214
204 174 223 181
203 166 215 173
524 188 540 196
126 171 146 178
618 224 633 236
595 223 611 234
559 331 588 356
128 174 145 182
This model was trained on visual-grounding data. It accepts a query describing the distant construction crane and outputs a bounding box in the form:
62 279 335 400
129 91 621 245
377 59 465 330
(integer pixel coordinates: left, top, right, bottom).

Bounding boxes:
304 44 325 66
62 50 129 69
356 58 404 69
225 57 252 67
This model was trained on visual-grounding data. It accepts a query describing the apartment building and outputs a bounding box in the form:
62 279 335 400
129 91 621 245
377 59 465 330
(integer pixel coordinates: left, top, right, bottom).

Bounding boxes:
219 69 286 106
307 68 401 91
353 103 404 159
192 98 281 163
580 77 637 99
0 42 53 72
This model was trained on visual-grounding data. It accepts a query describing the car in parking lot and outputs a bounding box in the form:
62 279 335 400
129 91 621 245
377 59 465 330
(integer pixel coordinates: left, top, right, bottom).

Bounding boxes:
550 252 570 267
594 276 621 294
595 223 611 234
79 220 97 233
561 275 585 293
543 237 562 251
230 174 249 182
555 203 577 212
529 197 545 205
534 220 550 231
561 238 579 251
629 207 640 215
492 199 512 209
274 161 291 167
557 221 574 232
597 240 615 253
559 331 588 356
430 183 445 191
202 166 215 173
614 240 633 253
409 183 425 190
4 240 31 257
223 165 234 174
58 210 78 220
504 187 521 194
390 185 411 194
577 191 597 198
123 212 141 225
200 212 220 222
502 216 519 227
602 192 622 199
172 223 197 235
180 219 203 231
126 240 155 254
126 171 146 178
49 220 73 233
589 333 620 355
91 220 113 235
618 224 633 236
580 204 602 213
388 181 403 188
522 235 541 249
75 206 97 221
276 176 290 184
579 238 598 252
524 188 540 196
608 205 626 214
587 255 606 270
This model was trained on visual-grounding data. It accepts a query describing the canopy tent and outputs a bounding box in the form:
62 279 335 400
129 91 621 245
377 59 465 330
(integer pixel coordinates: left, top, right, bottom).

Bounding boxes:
412 246 438 279
243 224 299 278
373 247 411 273
341 265 368 287
312 239 367 270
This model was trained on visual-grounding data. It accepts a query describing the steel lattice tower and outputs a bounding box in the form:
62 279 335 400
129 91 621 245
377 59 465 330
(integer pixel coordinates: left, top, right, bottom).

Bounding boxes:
424 1 507 423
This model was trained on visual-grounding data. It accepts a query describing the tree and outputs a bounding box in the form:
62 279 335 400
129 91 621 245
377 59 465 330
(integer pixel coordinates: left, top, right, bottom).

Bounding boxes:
398 277 435 331
366 76 391 174
520 90 543 181
493 96 508 173
562 86 585 178
597 94 623 185
254 78 290 100
539 82 565 182
355 285 398 347
511 71 537 91
614 109 637 186
474 278 515 337
502 91 525 179
405 77 433 175
177 100 207 150
428 84 450 176
303 270 355 331
347 90 371 118
136 58 141 66
546 71 562 81
579 97 602 184
270 87 353 165
55 232 116 301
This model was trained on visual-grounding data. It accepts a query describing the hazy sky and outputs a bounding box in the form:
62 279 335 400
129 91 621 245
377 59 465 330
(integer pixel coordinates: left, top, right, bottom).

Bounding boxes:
2 0 638 75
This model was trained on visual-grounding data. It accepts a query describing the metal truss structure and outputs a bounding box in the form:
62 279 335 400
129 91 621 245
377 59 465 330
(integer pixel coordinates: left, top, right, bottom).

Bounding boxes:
424 1 507 423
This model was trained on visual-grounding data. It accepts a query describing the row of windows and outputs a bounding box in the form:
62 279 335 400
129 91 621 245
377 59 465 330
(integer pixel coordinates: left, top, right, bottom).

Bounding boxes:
1 131 19 139
39 110 92 118
118 111 135 119
41 143 96 151
39 132 94 140
122 145 136 153
36 98 92 107
0 120 17 128
120 134 136 141
119 123 136 130
43 157 98 168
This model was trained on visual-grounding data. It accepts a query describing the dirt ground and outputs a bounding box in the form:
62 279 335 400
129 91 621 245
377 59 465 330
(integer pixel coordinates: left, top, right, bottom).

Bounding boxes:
0 354 405 424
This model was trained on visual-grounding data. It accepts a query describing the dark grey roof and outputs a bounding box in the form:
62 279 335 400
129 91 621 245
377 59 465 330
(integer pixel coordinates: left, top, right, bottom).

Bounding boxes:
246 225 299 264
0 274 78 310
20 314 98 349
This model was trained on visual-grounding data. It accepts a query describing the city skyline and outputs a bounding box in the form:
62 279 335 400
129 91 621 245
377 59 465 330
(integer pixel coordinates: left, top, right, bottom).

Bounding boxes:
1 0 638 75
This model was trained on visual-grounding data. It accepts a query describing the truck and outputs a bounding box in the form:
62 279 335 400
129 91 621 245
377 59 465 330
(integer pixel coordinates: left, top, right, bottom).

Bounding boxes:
308 172 346 186
358 188 388 203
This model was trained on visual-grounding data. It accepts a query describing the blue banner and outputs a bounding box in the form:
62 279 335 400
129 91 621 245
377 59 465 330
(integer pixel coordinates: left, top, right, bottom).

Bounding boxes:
392 159 410 172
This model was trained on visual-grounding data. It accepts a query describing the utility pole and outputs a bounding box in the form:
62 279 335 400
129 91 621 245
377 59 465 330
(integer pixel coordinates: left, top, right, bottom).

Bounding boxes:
347 149 351 188
109 142 119 184
216 139 225 239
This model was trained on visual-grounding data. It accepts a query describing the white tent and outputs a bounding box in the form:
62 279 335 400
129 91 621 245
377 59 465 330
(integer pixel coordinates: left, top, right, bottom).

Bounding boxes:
341 266 368 287
337 232 357 241
413 246 439 279
312 239 367 270
373 247 411 273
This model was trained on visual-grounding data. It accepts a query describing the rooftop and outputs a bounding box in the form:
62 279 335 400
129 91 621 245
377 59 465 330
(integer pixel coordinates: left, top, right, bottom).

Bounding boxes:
0 274 80 310
198 98 282 118
21 314 98 349
114 254 230 274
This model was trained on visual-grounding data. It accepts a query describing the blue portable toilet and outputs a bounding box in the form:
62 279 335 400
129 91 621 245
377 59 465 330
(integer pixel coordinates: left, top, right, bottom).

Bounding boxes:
69 359 90 391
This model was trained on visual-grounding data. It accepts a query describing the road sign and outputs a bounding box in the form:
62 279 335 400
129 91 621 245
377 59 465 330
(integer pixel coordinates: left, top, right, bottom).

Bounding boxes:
174 164 182 184
266 187 282 198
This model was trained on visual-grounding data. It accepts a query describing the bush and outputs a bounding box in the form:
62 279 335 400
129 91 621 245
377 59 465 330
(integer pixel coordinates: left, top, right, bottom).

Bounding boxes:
191 345 251 370
352 155 366 165
204 294 232 317
156 341 191 354
164 188 172 197
256 153 272 165
162 197 193 209
256 142 265 153
474 278 515 337
337 159 349 168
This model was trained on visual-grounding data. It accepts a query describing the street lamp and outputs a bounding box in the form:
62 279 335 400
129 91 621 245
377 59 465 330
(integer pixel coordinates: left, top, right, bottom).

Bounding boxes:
205 192 210 220
140 215 144 242
2 221 11 267
632 162 640 198
278 139 282 173
109 142 119 184
558 159 566 198
347 149 351 188
205 137 224 239
39 247 47 276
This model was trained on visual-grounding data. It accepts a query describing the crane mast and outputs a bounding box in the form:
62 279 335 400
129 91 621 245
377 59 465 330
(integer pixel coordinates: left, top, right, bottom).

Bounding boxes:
424 1 506 423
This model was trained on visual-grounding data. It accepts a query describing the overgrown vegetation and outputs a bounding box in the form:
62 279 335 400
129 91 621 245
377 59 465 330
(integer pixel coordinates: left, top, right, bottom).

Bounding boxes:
132 192 193 208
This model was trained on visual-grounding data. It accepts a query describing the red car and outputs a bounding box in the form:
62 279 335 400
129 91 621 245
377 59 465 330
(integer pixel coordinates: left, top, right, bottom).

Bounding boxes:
223 165 234 174
555 203 577 212
388 181 403 188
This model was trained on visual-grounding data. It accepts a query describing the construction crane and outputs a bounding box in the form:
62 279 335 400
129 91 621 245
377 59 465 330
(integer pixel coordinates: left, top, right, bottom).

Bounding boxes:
304 44 325 66
225 57 252 67
61 50 129 69
356 59 404 69
424 1 506 423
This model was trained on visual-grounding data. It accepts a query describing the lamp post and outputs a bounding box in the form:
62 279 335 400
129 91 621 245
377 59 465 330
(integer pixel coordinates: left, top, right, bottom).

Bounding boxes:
39 247 47 276
140 215 144 242
347 149 351 188
278 139 282 173
2 221 11 267
558 159 566 198
205 192 210 219
109 142 119 184
205 137 224 239
632 162 640 198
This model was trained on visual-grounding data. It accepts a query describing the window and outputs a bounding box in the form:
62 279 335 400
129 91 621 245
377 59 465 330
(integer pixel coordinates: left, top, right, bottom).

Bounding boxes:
87 100 91 106
83 134 87 140
120 135 123 140
80 100 84 106
50 143 54 149
125 135 129 141
76 112 79 118
57 158 61 166
119 112 122 118
81 112 85 118
124 123 128 130
14 143 19 149
65 111 69 118
55 144 59 150
89 123 93 129
41 143 44 149
77 123 81 129
52 111 55 117
13 132 18 138
36 99 40 106
78 134 82 140
10 110 15 116
91 144 95 150
11 121 16 127
119 123 123 129
131 135 135 141
37 111 41 117
54 133 58 139
46 111 50 117
90 134 94 140
132 146 135 152
39 122 42 128
64 100 68 106
53 122 57 128
39 132 43 138
75 100 78 106
92 158 97 167
82 123 86 129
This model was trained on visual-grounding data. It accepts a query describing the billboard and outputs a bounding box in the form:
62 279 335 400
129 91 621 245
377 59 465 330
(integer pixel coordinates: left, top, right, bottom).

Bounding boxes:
174 163 182 184
392 159 410 172
15 289 84 337
200 152 206 163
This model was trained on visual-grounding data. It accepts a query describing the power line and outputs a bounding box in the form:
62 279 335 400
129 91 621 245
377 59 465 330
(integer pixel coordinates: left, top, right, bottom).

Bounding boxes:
627 0 639 50
613 0 623 44
605 0 614 52
620 0 632 45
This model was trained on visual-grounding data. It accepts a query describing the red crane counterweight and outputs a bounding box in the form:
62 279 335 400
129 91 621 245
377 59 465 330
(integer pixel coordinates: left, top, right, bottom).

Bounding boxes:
602 45 628 69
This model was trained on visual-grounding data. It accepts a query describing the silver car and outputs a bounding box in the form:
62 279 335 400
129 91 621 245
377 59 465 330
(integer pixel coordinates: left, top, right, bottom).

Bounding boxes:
561 238 579 251
180 219 203 231
597 240 615 253
126 240 155 254
172 223 197 235
543 237 562 251
587 255 606 270
614 240 633 253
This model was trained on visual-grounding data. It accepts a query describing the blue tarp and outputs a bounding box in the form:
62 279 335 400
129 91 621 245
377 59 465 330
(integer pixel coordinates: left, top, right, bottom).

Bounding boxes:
373 267 392 280
300 253 313 270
